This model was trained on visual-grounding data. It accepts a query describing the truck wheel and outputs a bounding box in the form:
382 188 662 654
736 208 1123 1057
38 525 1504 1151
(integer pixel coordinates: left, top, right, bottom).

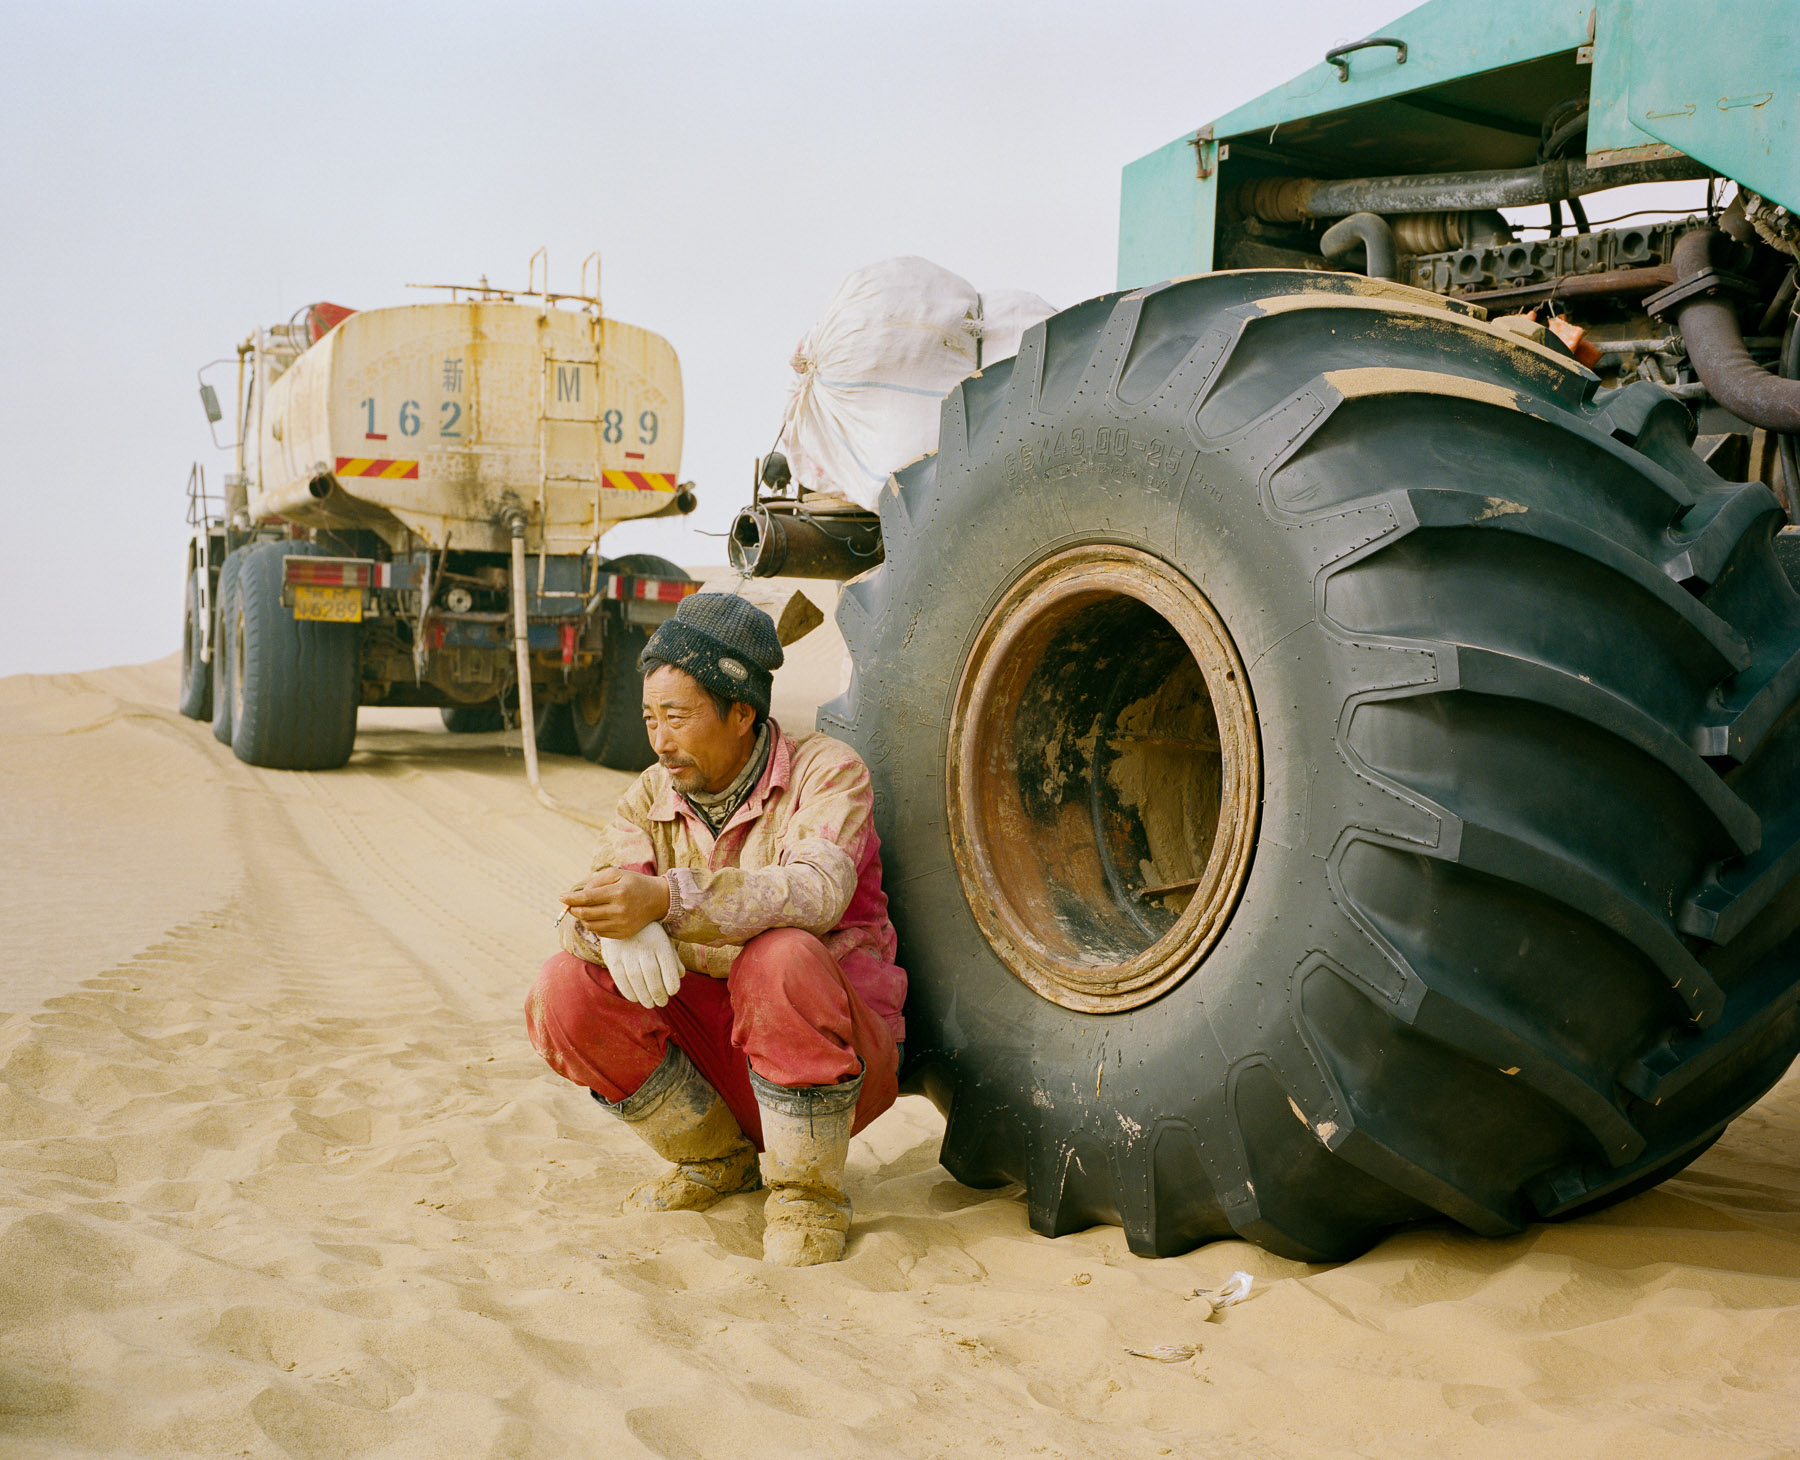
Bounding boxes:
533 699 582 756
441 704 505 733
230 542 361 770
210 553 243 747
571 553 685 772
439 698 575 751
827 271 1800 1261
570 625 652 771
178 563 212 720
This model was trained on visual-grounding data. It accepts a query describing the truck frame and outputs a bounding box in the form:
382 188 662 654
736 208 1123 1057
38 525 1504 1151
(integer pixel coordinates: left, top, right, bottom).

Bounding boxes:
179 259 702 774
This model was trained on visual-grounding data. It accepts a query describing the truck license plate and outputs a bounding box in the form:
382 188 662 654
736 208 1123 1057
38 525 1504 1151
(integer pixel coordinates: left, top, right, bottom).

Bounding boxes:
293 585 363 623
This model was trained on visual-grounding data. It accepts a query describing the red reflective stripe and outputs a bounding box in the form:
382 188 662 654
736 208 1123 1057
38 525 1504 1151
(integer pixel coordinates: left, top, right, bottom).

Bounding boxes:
598 574 699 602
284 559 378 588
599 470 677 493
334 456 419 479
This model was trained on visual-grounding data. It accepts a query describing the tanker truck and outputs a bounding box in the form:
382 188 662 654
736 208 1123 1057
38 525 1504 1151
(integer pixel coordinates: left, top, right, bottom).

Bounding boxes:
179 260 700 772
732 0 1800 1261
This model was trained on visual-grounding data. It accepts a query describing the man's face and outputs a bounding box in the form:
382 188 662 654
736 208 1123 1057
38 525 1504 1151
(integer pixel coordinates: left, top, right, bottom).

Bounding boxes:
642 664 758 795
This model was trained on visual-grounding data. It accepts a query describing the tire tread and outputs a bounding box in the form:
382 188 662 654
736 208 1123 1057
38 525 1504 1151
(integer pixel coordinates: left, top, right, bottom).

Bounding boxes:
838 273 1800 1257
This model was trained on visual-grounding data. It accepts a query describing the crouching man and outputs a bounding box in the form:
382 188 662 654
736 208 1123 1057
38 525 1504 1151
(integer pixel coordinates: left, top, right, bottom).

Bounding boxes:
524 592 905 1267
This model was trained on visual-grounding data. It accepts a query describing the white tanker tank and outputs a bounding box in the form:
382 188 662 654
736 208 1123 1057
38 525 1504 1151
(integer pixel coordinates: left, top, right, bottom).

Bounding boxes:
255 292 686 551
178 263 702 775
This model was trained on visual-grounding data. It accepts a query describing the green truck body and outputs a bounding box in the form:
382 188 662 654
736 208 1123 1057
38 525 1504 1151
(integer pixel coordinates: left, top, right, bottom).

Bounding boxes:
1119 0 1798 287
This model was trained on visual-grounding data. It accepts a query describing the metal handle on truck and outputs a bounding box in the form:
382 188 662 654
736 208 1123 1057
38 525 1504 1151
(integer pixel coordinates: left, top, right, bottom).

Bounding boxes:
1325 36 1407 81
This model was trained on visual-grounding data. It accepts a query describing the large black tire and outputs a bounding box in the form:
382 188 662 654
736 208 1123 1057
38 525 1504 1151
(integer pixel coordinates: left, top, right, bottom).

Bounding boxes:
441 704 505 734
210 553 243 747
828 271 1800 1261
178 563 212 721
230 542 361 770
439 698 576 752
571 553 686 772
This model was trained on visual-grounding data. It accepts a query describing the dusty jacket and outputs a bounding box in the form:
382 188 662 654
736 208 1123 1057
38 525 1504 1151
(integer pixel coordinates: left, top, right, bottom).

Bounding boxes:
562 723 905 1040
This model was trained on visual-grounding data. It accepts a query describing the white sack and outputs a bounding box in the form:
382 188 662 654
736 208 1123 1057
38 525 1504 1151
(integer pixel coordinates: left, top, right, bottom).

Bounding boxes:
780 257 1054 510
973 288 1057 364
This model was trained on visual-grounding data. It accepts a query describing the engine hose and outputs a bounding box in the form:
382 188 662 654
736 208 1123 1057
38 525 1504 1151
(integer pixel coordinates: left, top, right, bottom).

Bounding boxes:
1758 270 1797 337
1670 227 1800 433
1782 315 1800 521
1542 112 1589 163
1320 212 1397 280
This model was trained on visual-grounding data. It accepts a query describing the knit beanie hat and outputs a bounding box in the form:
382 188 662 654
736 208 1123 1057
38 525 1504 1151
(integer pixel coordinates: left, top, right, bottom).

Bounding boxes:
639 592 785 718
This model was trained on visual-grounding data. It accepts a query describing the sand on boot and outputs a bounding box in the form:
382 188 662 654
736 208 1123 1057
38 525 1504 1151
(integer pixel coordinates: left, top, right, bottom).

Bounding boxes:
1 577 1797 1459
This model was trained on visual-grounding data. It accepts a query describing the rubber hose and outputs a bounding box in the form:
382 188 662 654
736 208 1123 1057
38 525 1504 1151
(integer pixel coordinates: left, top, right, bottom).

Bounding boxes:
508 516 543 790
1320 212 1398 281
1670 227 1800 432
1781 315 1799 520
506 517 608 828
1543 112 1588 163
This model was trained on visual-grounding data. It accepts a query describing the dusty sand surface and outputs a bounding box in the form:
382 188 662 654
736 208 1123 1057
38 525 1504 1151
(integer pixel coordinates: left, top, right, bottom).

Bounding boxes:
3 584 1798 1459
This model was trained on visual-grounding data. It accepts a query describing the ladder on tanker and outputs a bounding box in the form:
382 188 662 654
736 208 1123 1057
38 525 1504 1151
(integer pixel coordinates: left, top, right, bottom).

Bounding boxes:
536 340 611 605
534 250 609 600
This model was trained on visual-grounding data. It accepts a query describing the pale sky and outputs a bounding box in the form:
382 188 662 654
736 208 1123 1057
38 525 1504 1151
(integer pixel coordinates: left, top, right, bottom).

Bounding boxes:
0 0 1504 676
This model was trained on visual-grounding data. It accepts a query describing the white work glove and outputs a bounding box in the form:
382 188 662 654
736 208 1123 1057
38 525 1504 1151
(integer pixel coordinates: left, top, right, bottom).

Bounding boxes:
598 920 685 1009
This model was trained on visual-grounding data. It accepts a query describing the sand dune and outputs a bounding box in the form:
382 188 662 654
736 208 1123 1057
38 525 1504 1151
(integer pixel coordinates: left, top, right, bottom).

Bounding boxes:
2 616 1798 1457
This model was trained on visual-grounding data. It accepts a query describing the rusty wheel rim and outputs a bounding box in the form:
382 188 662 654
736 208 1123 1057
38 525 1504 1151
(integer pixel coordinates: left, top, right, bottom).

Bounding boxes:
946 545 1260 1012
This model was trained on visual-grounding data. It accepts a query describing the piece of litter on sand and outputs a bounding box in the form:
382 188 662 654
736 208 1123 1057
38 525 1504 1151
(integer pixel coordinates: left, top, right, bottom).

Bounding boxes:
1187 1270 1254 1319
1127 1343 1198 1363
1071 1272 1092 1285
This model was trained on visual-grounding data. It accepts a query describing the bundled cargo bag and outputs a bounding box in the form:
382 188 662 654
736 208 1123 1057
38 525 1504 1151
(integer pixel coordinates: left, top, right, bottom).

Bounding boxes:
780 257 1053 509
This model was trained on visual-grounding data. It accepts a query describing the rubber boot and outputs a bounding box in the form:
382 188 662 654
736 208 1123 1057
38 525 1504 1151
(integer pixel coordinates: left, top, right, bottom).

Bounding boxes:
594 1045 761 1212
751 1065 862 1267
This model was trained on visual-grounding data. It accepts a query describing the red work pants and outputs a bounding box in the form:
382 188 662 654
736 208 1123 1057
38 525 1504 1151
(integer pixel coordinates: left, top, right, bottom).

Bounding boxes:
524 927 899 1149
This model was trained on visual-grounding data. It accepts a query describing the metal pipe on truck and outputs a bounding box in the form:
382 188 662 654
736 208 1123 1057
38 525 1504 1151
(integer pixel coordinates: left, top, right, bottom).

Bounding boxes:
1320 212 1398 279
728 502 884 579
1235 154 1708 224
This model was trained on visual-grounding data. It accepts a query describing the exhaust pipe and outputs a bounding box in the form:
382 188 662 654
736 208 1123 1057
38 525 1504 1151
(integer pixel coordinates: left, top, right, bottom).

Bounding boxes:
1236 154 1706 224
728 502 883 579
